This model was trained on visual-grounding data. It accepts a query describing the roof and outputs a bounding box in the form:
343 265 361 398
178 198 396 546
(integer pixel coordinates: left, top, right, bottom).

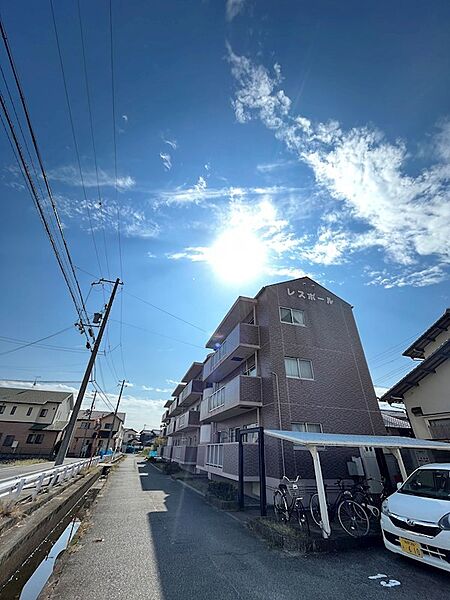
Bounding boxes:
171 383 186 397
77 409 126 422
30 420 68 432
403 308 450 359
416 463 450 470
180 362 203 383
265 430 450 451
205 296 256 349
380 339 450 402
0 387 73 405
382 413 411 430
255 276 351 307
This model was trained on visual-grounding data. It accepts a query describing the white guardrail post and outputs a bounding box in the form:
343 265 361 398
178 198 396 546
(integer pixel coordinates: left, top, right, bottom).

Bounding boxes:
0 457 102 507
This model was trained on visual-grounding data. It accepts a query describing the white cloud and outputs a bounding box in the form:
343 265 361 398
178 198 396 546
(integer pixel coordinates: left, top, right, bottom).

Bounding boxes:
228 47 450 287
142 385 172 393
56 195 160 239
163 138 178 150
48 165 135 190
226 0 246 21
122 114 128 123
147 252 157 259
159 152 172 171
366 265 447 289
256 159 296 173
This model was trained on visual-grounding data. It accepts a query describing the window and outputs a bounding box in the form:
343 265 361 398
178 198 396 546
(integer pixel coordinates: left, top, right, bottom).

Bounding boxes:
2 435 15 447
80 422 91 429
399 469 450 500
243 355 257 377
285 357 314 380
0 405 4 414
104 423 112 429
10 406 17 415
39 409 48 417
292 422 323 433
280 307 305 326
242 423 258 443
208 387 226 412
229 427 240 442
26 433 44 444
428 418 450 440
26 407 33 416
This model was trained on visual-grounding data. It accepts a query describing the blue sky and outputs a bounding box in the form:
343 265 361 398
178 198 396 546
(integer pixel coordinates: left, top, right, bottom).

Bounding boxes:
0 0 449 430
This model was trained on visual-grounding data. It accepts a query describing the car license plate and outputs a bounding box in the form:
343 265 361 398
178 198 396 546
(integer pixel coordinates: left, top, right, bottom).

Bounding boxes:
399 537 423 558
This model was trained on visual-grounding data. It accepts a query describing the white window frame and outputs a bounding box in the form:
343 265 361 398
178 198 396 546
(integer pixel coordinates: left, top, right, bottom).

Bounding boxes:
292 422 323 433
285 357 314 381
279 307 306 327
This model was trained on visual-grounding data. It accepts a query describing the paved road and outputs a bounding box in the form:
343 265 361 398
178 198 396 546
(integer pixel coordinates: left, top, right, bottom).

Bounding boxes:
0 458 81 483
42 456 449 600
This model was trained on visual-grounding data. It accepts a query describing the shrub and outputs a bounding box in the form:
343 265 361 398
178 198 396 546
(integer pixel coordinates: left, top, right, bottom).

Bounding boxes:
162 462 180 475
207 481 237 501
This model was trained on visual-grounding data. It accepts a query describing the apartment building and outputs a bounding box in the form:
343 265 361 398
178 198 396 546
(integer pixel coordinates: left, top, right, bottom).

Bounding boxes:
68 409 126 457
0 387 73 458
162 276 386 495
381 309 450 442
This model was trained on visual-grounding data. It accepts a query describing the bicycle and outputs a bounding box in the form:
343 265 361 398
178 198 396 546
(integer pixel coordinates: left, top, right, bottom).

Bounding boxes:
273 476 310 535
309 479 369 537
350 476 391 521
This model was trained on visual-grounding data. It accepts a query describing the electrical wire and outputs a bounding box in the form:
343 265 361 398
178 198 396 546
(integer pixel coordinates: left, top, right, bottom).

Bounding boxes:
111 318 205 349
49 0 103 280
0 326 74 357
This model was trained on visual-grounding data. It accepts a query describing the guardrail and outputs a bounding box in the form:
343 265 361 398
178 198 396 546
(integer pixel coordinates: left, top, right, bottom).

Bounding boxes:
0 456 104 507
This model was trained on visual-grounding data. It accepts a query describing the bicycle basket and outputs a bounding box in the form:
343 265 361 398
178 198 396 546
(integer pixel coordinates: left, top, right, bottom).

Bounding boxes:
286 481 306 499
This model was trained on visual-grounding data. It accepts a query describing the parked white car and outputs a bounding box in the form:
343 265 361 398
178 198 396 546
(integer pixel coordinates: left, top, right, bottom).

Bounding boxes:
381 463 450 572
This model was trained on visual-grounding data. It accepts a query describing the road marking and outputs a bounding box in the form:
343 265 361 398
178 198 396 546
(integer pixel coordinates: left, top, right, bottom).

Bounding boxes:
368 574 387 579
380 580 401 588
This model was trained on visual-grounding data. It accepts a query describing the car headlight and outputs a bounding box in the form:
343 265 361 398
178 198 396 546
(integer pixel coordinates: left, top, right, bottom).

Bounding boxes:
438 513 450 530
381 500 390 516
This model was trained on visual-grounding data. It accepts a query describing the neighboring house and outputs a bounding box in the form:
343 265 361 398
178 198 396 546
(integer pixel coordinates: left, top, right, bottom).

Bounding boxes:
68 410 126 457
381 309 450 443
0 387 73 458
121 427 140 452
378 402 412 437
161 276 386 495
140 429 160 446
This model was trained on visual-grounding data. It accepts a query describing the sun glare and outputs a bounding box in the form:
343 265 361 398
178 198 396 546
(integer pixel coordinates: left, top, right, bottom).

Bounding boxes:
208 227 267 284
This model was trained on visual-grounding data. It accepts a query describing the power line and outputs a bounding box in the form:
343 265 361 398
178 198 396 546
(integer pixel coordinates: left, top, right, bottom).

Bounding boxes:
76 0 111 281
111 318 205 350
0 326 74 357
0 18 92 337
49 0 103 279
0 334 87 355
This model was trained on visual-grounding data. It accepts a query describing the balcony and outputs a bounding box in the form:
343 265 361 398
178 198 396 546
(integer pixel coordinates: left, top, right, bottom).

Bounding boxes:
203 323 260 383
178 379 203 408
196 442 259 480
171 445 198 465
176 410 200 433
200 374 262 423
168 397 184 417
166 420 176 436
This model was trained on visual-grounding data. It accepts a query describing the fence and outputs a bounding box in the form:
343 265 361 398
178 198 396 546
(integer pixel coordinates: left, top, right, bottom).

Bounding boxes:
0 455 106 507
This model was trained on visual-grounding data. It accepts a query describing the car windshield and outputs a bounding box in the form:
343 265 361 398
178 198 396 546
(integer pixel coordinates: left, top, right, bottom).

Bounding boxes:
399 469 450 500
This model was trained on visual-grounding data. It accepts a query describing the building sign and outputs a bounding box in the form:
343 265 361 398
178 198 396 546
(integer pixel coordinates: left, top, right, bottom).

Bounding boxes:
287 287 334 304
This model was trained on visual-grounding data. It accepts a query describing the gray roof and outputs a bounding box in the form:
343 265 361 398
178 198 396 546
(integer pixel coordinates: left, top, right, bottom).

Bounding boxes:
265 430 450 451
382 413 411 430
403 308 450 359
78 409 126 422
0 387 73 405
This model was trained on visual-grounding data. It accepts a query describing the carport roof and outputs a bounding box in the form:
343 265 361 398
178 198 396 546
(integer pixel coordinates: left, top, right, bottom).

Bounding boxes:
265 430 450 451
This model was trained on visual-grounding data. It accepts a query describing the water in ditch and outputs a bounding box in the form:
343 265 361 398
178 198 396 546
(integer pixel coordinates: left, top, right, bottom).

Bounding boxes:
0 513 80 599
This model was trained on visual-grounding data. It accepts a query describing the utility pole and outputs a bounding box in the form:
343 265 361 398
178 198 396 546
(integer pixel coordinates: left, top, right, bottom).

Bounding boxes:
106 379 126 454
81 390 97 457
55 278 121 465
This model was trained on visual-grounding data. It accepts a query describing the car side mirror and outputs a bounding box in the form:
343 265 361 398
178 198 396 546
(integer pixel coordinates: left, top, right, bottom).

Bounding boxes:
396 482 402 490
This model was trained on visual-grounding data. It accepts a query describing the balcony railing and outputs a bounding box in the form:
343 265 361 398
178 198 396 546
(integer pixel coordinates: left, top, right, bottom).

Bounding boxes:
176 410 200 432
199 442 259 479
171 445 198 465
178 379 203 408
200 374 262 423
203 323 260 383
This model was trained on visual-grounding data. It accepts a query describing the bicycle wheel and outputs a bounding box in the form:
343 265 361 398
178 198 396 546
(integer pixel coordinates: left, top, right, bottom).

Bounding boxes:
337 499 370 537
273 490 288 522
309 493 322 527
295 501 310 535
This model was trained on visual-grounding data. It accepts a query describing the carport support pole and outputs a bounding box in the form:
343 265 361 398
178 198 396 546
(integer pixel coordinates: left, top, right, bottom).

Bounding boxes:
391 447 408 481
309 446 331 539
258 426 267 517
238 433 244 510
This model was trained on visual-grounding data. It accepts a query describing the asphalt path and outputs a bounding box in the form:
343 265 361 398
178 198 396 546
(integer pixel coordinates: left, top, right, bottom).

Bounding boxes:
42 456 449 600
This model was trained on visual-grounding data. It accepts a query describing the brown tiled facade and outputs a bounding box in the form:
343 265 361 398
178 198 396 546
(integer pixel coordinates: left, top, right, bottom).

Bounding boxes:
161 277 385 496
